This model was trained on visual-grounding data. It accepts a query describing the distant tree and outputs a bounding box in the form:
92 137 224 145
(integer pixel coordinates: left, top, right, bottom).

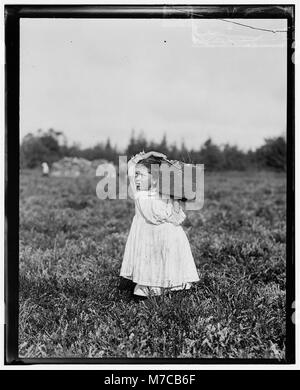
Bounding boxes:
158 133 168 156
20 133 49 168
168 142 180 161
39 131 61 156
178 140 192 163
66 142 83 158
135 131 148 153
246 149 259 170
256 136 286 171
20 129 62 168
126 129 137 158
222 144 247 170
125 129 149 158
103 138 113 161
199 138 224 170
20 127 287 172
148 139 159 153
188 148 201 164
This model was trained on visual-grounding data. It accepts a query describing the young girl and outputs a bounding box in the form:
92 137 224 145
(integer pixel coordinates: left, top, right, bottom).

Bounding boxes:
119 150 200 299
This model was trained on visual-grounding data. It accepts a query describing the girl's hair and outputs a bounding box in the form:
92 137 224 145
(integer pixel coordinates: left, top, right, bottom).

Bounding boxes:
136 156 163 182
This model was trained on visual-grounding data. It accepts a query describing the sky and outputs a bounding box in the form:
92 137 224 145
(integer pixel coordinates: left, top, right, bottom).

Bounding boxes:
20 18 287 152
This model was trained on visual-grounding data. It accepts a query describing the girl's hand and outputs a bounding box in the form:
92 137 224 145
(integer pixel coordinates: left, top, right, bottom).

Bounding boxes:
131 150 167 163
130 151 146 163
173 200 180 213
146 151 167 159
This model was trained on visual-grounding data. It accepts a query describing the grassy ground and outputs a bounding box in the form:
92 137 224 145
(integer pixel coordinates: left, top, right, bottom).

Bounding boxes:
19 169 286 359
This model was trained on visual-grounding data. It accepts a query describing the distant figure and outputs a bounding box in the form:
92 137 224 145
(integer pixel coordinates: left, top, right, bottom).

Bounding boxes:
41 162 49 177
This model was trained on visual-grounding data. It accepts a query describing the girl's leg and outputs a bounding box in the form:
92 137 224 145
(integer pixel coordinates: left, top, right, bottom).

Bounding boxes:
133 283 191 297
132 294 148 302
170 282 192 292
133 284 162 297
118 277 137 293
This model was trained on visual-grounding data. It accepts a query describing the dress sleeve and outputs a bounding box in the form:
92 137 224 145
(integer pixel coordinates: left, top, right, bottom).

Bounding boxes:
135 194 186 225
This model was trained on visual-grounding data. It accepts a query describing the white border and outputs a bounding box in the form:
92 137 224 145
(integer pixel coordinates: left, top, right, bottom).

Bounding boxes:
0 0 298 370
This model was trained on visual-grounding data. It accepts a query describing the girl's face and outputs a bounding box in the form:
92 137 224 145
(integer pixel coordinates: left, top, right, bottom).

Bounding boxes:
135 164 156 191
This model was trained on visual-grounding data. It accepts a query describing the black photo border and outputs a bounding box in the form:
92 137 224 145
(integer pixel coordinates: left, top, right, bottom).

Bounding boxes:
5 4 295 365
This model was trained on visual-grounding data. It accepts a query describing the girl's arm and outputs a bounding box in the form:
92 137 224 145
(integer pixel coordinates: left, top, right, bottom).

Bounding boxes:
180 199 203 216
135 196 185 226
127 151 149 197
128 151 167 198
136 195 173 225
128 156 138 197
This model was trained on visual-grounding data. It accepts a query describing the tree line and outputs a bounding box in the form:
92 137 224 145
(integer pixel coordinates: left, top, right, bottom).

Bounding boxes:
20 128 286 171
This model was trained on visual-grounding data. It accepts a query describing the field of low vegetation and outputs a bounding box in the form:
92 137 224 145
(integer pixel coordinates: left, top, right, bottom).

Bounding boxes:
19 169 286 359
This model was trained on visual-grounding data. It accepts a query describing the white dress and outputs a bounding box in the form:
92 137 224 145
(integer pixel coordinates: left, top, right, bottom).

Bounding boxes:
120 166 200 296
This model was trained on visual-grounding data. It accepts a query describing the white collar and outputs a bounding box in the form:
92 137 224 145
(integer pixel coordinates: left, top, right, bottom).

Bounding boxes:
137 188 158 197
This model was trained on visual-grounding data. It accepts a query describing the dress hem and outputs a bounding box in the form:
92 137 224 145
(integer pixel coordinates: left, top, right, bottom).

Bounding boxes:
120 274 200 287
134 283 192 297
